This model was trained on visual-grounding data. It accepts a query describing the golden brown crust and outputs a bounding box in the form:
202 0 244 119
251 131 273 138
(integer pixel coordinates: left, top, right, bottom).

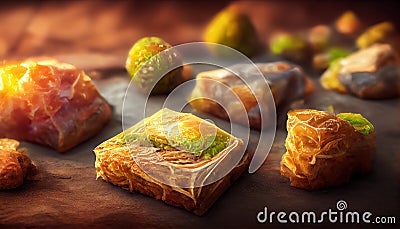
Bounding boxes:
0 58 111 152
94 139 249 216
320 44 400 99
280 110 375 190
94 109 249 215
0 150 24 190
189 62 312 130
0 138 36 190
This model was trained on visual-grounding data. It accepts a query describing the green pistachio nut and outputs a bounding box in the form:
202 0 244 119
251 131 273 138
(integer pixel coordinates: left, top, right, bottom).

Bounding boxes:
328 47 350 64
125 37 186 94
204 7 259 58
269 33 311 65
337 113 375 135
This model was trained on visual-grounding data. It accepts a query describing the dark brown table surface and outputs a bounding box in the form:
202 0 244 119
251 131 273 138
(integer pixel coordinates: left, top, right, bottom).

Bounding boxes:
0 1 399 228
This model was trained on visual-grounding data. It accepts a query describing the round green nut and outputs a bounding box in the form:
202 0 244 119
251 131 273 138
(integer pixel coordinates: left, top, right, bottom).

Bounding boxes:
125 37 188 94
204 7 259 58
269 32 312 65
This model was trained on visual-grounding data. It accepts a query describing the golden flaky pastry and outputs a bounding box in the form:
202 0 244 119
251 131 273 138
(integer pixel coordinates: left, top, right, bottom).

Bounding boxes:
280 109 375 190
189 62 314 130
0 58 111 152
0 138 36 190
94 108 249 215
